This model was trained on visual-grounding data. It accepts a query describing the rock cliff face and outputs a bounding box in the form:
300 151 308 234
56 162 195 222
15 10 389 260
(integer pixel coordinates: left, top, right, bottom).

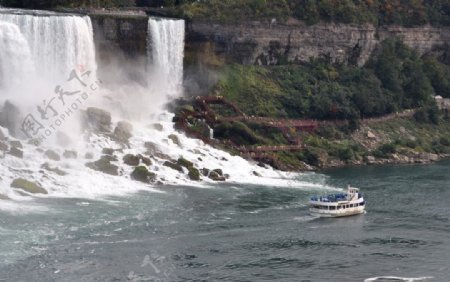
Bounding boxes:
186 19 450 67
90 14 148 81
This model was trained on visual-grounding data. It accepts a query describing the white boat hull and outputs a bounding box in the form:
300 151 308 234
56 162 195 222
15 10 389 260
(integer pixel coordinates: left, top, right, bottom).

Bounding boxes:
310 207 365 218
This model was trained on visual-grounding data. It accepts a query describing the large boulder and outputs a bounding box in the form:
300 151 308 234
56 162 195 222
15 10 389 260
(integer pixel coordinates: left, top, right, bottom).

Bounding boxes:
11 178 47 194
9 140 22 148
41 163 67 176
151 123 164 131
131 166 156 183
0 101 20 137
86 158 119 176
168 134 181 147
209 171 226 181
0 141 8 151
188 167 201 181
163 161 184 172
200 168 210 177
0 128 6 141
123 154 140 166
85 107 112 133
114 121 133 144
8 146 23 158
45 150 61 161
63 150 78 159
177 157 193 169
102 148 115 156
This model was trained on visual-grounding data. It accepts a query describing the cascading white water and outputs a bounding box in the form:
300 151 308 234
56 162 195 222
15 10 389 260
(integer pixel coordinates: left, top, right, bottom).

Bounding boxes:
147 18 185 99
0 10 97 82
0 12 311 204
0 21 34 89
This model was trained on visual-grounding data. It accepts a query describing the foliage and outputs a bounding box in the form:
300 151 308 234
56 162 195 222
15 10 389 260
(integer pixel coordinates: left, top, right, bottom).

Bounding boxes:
1 0 135 8
179 0 289 22
176 0 449 26
217 39 447 122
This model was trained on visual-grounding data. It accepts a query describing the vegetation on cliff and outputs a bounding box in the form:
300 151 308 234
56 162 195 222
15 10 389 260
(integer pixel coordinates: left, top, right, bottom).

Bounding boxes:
215 39 449 121
176 0 450 27
175 37 450 170
2 0 449 27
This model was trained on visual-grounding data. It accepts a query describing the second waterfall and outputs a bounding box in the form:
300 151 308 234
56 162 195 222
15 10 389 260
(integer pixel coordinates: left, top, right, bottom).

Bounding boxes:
147 17 185 99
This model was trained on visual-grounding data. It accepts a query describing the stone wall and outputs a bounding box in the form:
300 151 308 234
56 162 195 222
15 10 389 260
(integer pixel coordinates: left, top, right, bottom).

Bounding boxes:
186 19 450 67
90 14 149 81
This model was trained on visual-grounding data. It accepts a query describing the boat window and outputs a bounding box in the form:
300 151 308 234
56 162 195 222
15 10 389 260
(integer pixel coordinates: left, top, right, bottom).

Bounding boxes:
350 204 354 208
330 206 335 210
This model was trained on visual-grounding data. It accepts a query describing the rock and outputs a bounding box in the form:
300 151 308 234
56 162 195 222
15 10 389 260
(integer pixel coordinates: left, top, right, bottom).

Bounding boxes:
41 163 67 176
0 128 6 141
45 150 61 161
114 121 133 143
177 157 193 169
123 154 140 166
63 150 78 159
85 152 94 159
168 134 181 146
8 147 23 158
367 131 376 139
85 107 112 133
11 178 47 194
9 140 22 148
188 167 201 181
200 168 210 176
102 148 115 156
0 101 20 137
101 155 118 162
208 171 226 181
131 166 156 183
212 169 223 176
138 154 152 166
365 155 376 164
163 161 184 172
0 141 8 151
27 138 40 146
151 123 164 131
252 171 261 177
86 158 119 176
429 153 439 162
144 142 159 154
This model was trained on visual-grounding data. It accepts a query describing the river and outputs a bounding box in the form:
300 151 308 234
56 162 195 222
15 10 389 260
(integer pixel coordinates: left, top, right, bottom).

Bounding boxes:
1 161 449 281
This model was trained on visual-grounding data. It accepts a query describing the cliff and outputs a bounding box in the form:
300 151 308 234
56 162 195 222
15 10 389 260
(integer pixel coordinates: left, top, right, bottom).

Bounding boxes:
185 19 450 67
89 14 148 81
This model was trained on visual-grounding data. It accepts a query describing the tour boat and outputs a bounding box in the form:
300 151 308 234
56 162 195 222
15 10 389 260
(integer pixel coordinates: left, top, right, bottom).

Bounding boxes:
309 186 365 218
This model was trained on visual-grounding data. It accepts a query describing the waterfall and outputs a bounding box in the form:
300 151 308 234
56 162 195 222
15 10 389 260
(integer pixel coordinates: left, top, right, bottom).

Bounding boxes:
0 21 34 89
0 11 97 82
147 17 185 98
